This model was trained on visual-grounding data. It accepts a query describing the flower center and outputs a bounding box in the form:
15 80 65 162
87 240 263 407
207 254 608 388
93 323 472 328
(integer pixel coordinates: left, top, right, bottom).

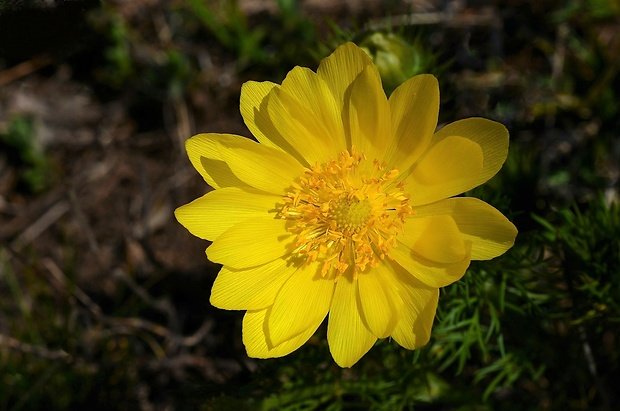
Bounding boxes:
278 149 413 280
330 197 373 232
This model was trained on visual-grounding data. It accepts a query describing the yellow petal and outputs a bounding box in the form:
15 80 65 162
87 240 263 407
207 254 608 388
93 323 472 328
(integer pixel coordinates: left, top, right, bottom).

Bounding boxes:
389 263 439 350
174 187 279 241
407 136 483 205
185 133 253 189
399 215 466 264
317 42 373 114
348 65 391 161
414 197 518 260
357 263 403 338
206 217 292 268
243 307 319 358
239 81 282 149
240 81 306 163
210 258 297 310
268 263 334 346
327 274 377 368
239 81 279 148
215 135 304 194
430 118 509 187
281 67 346 153
267 69 345 164
390 241 472 288
386 74 439 171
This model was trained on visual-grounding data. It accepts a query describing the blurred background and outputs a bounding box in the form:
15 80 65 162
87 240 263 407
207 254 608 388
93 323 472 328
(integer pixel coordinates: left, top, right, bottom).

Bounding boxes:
0 0 619 410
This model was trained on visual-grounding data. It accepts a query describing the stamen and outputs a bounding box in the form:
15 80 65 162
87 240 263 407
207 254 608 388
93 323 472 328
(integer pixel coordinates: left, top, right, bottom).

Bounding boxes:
279 148 412 280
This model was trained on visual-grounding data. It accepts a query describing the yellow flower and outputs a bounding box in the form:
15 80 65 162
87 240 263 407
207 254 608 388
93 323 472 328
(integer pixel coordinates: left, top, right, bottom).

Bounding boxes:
175 42 517 368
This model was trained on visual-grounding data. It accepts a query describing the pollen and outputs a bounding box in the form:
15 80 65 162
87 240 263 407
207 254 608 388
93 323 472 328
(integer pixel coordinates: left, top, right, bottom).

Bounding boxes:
331 197 373 231
279 148 413 280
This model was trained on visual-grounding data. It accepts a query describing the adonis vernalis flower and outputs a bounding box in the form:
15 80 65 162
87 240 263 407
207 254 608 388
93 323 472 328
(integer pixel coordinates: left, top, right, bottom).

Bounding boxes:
175 42 517 367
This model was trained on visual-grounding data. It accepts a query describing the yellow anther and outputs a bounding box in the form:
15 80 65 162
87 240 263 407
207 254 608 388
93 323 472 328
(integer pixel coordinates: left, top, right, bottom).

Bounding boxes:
278 149 412 280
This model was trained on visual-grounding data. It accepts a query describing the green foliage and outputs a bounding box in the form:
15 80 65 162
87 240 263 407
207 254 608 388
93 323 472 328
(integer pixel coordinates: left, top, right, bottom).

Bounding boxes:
529 0 620 123
533 198 620 324
100 15 133 87
87 0 319 112
186 0 269 67
554 0 620 22
0 116 53 193
185 0 317 74
89 3 197 98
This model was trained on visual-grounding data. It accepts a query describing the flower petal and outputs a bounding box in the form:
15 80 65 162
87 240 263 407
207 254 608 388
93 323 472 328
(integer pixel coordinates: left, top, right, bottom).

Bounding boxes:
210 258 298 310
386 74 439 171
399 215 466 264
348 65 391 161
414 197 517 260
239 81 283 150
390 241 472 288
430 118 509 187
389 263 439 350
174 187 279 241
243 307 320 359
317 42 373 114
185 133 253 189
268 263 334 346
206 217 293 269
240 81 308 165
267 68 345 164
281 67 346 153
327 273 377 368
357 263 403 338
407 136 483 205
215 135 304 194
